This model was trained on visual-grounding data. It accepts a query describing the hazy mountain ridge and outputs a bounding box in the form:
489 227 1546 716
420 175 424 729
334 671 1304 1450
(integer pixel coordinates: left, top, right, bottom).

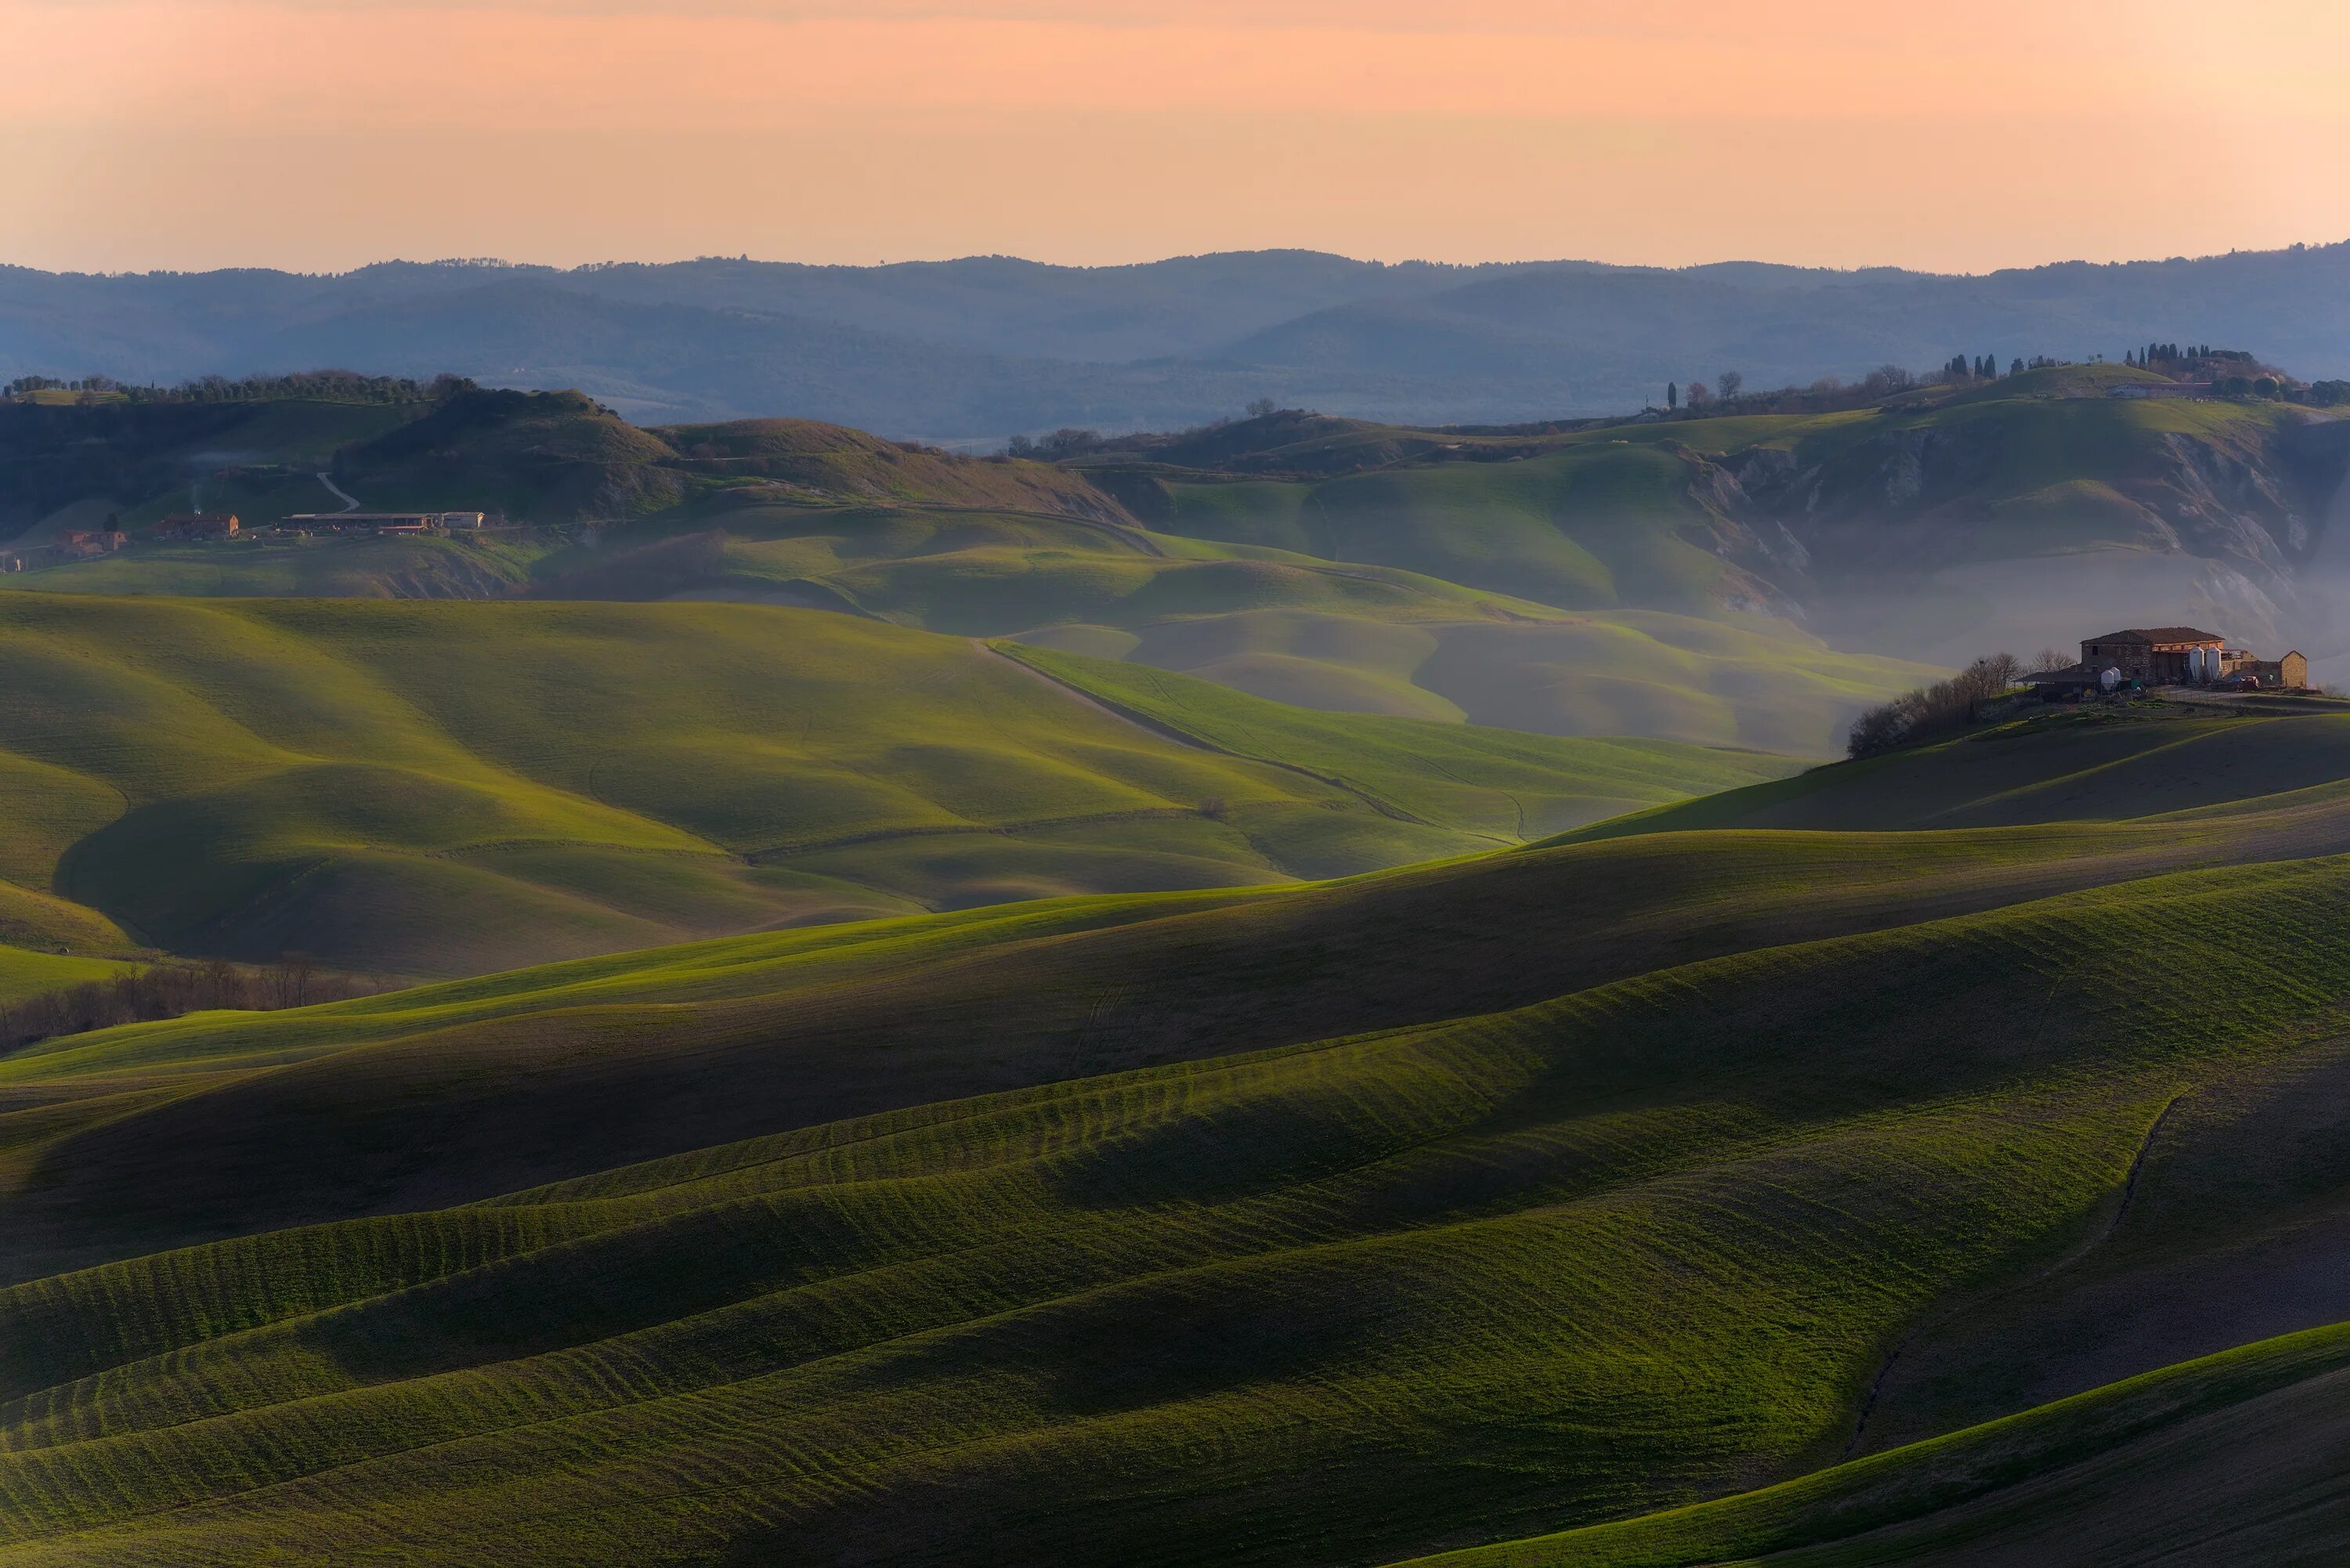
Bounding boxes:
9 244 2350 436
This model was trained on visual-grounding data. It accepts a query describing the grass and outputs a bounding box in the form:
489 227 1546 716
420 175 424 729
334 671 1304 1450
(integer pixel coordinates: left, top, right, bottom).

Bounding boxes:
0 947 128 1007
1552 703 2350 843
1389 1320 2350 1567
1159 441 1737 613
996 642 1799 837
2 505 1929 753
5 389 2350 1566
0 594 1788 977
640 502 1932 753
4 786 2350 1563
0 711 2342 1558
5 388 1946 757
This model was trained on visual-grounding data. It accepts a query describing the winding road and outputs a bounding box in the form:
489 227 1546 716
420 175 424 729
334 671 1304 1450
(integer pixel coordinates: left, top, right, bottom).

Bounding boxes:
315 471 361 512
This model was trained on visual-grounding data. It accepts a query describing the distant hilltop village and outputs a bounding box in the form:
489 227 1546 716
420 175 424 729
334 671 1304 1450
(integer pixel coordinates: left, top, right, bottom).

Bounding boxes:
2024 627 2308 695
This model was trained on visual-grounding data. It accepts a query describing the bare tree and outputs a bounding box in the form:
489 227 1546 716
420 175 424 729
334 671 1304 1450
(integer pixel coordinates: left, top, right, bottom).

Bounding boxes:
2032 647 2073 672
202 956 235 1010
1716 370 1744 400
1846 653 2026 760
285 951 316 1007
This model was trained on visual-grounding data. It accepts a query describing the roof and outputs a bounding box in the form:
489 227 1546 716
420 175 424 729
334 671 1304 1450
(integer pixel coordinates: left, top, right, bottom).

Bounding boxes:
2020 664 2102 685
2084 627 2224 645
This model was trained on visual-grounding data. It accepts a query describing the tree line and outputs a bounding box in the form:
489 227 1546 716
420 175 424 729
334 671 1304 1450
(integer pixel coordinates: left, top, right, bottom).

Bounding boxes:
1663 353 2076 417
1845 651 2076 760
2 370 477 406
0 956 385 1054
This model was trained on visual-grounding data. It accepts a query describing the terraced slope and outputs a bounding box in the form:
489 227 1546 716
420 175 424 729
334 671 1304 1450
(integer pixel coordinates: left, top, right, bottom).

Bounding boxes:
0 594 1793 977
7 712 2350 1563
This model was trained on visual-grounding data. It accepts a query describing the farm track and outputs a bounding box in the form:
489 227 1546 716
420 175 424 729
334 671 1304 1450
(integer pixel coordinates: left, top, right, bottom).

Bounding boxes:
313 472 360 511
978 640 1455 831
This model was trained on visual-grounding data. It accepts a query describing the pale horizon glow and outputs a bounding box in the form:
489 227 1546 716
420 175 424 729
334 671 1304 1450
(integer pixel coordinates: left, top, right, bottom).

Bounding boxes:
9 0 2350 275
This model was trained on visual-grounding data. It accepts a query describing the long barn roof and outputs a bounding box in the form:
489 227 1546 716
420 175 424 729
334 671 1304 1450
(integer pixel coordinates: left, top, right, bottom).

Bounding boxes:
2084 627 2223 645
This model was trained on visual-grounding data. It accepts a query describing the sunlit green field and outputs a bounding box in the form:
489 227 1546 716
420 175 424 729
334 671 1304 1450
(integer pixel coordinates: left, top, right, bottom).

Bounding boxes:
0 594 1795 976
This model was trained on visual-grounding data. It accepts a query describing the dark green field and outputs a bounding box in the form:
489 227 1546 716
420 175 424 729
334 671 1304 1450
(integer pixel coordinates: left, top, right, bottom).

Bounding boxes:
4 705 2350 1564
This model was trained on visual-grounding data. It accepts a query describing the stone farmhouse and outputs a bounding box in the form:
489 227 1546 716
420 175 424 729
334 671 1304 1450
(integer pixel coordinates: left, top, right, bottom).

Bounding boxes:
2030 627 2308 694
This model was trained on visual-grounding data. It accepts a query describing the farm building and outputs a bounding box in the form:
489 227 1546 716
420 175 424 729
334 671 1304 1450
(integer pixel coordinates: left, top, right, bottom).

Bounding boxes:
2076 627 2250 685
282 511 487 534
56 530 126 558
2028 627 2309 694
2252 651 2312 689
157 512 240 540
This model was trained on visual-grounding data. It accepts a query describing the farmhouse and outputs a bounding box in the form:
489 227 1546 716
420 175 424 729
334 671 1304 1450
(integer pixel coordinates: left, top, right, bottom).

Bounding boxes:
2030 626 2309 693
57 529 127 557
157 512 240 540
2078 627 2228 685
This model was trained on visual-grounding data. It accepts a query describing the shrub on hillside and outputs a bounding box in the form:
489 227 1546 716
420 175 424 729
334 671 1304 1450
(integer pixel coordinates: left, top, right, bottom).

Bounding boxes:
1846 653 2023 761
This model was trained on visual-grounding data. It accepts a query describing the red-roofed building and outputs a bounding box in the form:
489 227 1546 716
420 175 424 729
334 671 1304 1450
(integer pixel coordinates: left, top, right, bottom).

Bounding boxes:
2080 627 2225 685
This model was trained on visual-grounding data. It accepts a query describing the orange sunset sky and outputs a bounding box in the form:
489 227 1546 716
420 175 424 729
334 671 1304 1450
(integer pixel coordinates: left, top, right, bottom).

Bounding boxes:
9 0 2350 275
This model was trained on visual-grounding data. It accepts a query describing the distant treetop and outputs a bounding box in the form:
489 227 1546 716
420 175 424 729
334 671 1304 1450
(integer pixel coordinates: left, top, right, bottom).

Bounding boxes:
2 370 477 406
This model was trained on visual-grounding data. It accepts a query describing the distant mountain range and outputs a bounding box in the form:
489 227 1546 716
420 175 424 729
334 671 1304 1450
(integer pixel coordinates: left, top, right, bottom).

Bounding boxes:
7 243 2350 439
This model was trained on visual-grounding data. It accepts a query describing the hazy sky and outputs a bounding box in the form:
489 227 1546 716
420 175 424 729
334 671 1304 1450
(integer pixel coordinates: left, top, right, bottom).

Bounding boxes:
11 0 2350 275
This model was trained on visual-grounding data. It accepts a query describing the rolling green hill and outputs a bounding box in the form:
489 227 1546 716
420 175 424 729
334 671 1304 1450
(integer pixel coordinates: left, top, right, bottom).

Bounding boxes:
1555 699 2350 842
32 375 2338 755
1086 370 2350 672
5 709 2350 1563
0 946 128 1008
0 594 1795 979
5 489 1930 753
623 500 1934 753
1393 1320 2350 1567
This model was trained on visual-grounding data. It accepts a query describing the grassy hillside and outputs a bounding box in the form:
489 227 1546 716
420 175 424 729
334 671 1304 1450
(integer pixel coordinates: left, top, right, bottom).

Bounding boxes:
4 712 2350 1563
0 388 1129 542
1127 373 2336 591
0 397 435 536
996 643 1794 837
9 500 1922 753
1392 1321 2350 1567
16 376 2339 750
0 594 1793 978
0 946 128 1007
1142 435 1788 612
1094 372 2350 670
1555 700 2350 842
